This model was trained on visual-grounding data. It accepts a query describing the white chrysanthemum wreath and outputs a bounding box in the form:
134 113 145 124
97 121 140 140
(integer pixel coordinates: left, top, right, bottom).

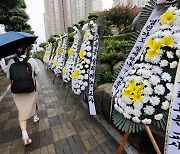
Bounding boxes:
43 43 52 65
114 6 180 126
71 21 98 95
53 35 68 76
62 27 81 83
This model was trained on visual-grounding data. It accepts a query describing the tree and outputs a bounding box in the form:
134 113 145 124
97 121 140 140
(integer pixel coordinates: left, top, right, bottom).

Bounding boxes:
39 42 48 50
105 5 140 33
0 0 33 32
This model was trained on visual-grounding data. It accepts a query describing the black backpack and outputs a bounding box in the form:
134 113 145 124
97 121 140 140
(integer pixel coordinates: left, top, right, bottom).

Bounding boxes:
9 57 36 94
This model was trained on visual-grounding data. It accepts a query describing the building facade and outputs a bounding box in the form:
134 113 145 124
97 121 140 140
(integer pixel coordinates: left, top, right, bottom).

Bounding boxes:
44 0 103 40
113 0 148 7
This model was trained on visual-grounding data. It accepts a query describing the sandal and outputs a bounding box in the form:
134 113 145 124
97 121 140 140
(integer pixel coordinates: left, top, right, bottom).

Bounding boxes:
22 138 32 145
33 116 39 124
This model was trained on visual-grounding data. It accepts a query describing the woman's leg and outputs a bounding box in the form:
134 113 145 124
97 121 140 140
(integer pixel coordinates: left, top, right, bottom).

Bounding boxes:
19 120 27 131
33 104 39 123
19 120 32 145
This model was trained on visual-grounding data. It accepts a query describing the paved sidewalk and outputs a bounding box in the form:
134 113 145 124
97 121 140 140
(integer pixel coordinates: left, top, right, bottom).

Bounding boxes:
0 60 119 154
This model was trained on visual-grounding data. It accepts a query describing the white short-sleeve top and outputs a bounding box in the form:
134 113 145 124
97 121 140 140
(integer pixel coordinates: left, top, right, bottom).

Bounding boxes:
7 55 41 79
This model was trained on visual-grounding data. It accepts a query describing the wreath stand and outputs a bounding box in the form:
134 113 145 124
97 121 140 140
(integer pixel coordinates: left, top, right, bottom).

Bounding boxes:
116 125 161 154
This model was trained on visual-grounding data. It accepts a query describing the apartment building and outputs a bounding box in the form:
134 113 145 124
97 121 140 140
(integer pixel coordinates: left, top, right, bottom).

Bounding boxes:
113 0 148 7
44 0 103 40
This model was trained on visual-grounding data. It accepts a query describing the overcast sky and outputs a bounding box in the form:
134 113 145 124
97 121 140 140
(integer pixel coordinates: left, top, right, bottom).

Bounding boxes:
25 0 113 44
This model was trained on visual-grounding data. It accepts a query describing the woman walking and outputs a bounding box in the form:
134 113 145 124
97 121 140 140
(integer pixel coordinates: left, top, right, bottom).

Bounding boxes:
7 44 41 145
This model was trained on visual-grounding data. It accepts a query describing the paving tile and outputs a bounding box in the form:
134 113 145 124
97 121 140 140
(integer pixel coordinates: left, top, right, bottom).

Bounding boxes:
0 60 119 154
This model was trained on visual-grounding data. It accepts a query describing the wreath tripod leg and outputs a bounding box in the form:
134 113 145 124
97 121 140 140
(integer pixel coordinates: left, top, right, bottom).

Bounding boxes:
116 132 130 154
145 125 161 154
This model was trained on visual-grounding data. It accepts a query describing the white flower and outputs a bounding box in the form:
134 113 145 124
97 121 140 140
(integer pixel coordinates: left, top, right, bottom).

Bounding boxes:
142 118 152 125
142 70 152 78
162 30 172 37
116 106 123 113
85 64 89 68
144 105 155 115
144 87 153 95
161 72 172 82
176 49 180 58
133 102 143 110
152 30 162 38
129 69 136 75
161 101 170 110
160 60 168 67
134 76 143 83
124 106 133 115
160 24 171 30
167 51 174 59
151 66 163 75
150 55 161 64
149 75 160 85
81 86 85 90
123 113 131 119
82 23 89 31
84 74 88 80
154 85 165 95
165 92 172 101
150 96 160 106
142 95 150 104
166 83 174 91
123 98 133 105
143 80 151 87
133 109 142 117
132 117 141 123
170 61 178 68
87 52 92 57
81 70 85 74
114 104 119 111
85 59 91 64
154 114 163 120
120 102 126 109
85 46 92 51
140 55 143 61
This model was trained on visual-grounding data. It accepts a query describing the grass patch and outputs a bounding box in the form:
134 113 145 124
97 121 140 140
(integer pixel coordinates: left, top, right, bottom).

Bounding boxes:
0 74 6 81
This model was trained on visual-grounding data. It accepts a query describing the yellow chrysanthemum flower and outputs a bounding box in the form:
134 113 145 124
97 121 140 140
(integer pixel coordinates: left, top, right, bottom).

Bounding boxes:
79 49 85 59
130 91 143 102
56 61 60 67
58 47 63 54
72 70 80 79
68 48 73 56
122 89 132 98
84 32 88 39
146 39 162 58
122 80 144 103
145 38 153 47
62 67 67 75
161 35 174 47
160 10 176 25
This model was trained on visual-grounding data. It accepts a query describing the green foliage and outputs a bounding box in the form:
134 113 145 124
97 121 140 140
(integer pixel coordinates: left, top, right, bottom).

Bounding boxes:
39 42 48 50
32 51 45 61
101 5 140 33
48 35 56 44
103 32 133 41
88 13 98 20
69 32 75 43
78 20 85 27
100 50 119 65
0 74 6 81
0 0 33 32
102 69 112 83
67 26 74 33
103 39 129 51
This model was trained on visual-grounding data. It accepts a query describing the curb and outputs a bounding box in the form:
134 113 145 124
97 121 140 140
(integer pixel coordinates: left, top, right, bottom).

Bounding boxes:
0 85 10 103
